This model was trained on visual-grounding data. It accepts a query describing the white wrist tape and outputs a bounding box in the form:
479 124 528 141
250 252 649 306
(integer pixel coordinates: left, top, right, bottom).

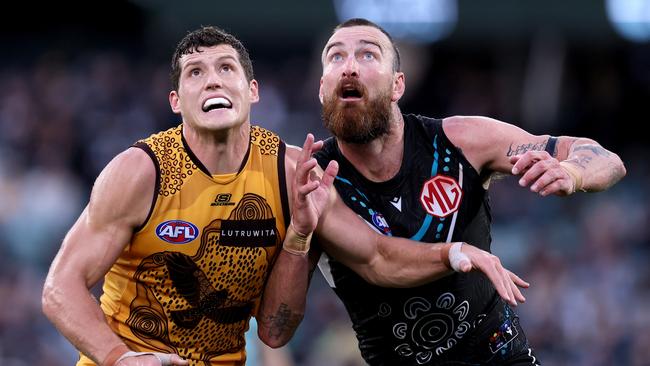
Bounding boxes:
115 351 172 366
448 242 470 272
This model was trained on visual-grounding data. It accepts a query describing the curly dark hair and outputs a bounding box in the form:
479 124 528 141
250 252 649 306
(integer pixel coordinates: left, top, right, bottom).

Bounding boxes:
170 26 254 90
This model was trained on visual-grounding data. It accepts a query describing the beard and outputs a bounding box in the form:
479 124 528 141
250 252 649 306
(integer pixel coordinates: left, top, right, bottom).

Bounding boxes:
322 80 392 144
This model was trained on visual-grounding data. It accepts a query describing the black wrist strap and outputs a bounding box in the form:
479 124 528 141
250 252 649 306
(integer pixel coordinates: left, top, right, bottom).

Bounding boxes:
545 136 557 157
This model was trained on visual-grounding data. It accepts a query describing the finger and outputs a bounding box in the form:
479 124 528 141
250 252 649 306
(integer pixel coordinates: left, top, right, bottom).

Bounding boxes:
510 279 526 303
539 177 572 196
518 159 552 188
498 262 517 306
508 270 530 288
508 155 520 166
529 169 559 193
511 151 549 175
311 140 324 153
300 134 315 164
297 180 320 196
301 158 319 173
295 156 318 186
321 160 339 188
480 261 511 304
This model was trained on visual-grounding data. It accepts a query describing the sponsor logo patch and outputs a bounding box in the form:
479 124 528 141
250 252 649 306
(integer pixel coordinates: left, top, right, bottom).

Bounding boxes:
489 318 519 353
419 175 463 217
211 193 235 206
371 212 392 235
156 220 199 244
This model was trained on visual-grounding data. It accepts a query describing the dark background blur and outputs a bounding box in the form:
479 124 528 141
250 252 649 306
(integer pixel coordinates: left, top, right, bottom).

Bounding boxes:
1 1 649 365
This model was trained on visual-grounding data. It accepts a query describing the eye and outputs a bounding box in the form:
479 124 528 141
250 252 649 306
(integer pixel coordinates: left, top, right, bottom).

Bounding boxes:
221 64 233 73
363 52 375 61
190 68 201 77
331 53 343 62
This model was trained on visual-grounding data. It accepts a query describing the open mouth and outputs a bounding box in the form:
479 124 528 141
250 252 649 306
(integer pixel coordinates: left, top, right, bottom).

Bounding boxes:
339 83 364 100
202 97 232 112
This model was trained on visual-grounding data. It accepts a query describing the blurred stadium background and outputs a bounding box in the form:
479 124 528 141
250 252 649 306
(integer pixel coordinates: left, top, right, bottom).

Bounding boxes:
1 1 649 365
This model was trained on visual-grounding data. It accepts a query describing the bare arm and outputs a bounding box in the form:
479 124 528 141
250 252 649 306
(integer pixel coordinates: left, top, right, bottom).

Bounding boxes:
258 135 337 348
316 193 526 298
42 148 187 366
442 115 626 195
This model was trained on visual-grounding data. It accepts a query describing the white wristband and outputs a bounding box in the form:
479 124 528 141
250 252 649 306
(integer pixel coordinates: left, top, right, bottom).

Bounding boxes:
448 242 469 272
115 351 173 366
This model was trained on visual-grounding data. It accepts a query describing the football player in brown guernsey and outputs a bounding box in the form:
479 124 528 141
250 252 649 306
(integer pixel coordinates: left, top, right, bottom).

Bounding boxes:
42 26 530 366
310 18 626 366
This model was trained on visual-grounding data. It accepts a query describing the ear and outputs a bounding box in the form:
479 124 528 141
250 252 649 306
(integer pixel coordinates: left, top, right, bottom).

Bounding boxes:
249 79 259 103
391 72 405 102
169 90 181 114
318 77 324 104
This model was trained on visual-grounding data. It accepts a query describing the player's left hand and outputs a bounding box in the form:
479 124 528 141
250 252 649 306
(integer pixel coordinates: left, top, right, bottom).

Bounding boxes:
290 134 339 235
510 151 575 196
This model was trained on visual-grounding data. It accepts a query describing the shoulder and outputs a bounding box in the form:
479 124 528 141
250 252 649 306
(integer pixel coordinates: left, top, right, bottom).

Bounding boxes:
284 143 301 164
88 147 156 229
442 116 509 173
250 125 284 156
442 115 497 139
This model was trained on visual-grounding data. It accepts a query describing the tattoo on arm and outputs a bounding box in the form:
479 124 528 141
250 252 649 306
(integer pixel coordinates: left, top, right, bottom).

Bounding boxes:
573 144 611 157
506 141 548 157
565 156 593 169
263 303 302 340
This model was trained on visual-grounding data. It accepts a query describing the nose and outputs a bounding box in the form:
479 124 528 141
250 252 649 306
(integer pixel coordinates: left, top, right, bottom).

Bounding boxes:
205 70 222 90
342 56 359 78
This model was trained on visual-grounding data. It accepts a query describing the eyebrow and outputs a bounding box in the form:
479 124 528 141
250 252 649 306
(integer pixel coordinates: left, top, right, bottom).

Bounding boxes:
324 39 384 57
182 55 239 70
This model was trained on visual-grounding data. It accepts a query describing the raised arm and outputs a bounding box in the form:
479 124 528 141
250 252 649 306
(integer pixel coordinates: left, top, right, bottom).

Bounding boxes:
257 134 337 348
41 148 187 366
442 115 626 195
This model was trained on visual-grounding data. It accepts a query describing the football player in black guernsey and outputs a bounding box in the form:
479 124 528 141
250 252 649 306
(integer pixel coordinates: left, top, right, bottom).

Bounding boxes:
309 18 626 366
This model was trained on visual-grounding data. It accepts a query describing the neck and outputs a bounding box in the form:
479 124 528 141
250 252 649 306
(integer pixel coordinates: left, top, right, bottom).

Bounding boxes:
337 106 405 182
182 121 250 175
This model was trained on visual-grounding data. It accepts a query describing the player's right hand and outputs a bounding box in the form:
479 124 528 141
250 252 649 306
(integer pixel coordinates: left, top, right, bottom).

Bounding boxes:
456 244 529 307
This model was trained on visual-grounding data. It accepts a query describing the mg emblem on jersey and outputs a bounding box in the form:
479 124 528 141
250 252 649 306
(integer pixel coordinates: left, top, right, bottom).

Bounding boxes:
211 193 235 206
419 175 463 217
156 220 199 244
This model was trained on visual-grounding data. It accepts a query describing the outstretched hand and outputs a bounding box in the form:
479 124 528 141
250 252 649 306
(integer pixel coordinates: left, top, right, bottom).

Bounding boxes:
290 134 339 235
510 151 577 196
454 243 529 307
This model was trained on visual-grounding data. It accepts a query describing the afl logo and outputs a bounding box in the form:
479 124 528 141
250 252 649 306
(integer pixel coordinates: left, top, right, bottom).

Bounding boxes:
371 212 392 235
156 220 199 244
419 175 463 217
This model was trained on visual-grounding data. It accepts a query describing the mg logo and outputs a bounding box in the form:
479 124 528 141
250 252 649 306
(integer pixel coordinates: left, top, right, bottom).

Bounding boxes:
419 175 463 217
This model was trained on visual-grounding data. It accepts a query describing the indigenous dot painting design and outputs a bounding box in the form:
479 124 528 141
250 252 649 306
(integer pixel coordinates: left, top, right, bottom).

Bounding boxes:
250 126 280 156
126 193 281 364
385 292 473 363
139 126 197 197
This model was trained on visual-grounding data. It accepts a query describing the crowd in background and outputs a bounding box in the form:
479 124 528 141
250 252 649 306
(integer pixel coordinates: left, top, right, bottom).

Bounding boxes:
1 26 648 366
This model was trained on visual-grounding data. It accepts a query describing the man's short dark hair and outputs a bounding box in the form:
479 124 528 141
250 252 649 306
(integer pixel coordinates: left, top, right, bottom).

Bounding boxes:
170 26 254 90
333 18 401 72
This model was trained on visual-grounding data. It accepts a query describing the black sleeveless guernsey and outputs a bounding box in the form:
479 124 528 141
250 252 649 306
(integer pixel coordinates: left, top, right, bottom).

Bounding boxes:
315 114 539 366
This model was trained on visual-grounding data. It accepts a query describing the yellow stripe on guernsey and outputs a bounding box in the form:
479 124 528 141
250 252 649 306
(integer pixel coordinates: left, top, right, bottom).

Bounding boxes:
78 125 288 366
